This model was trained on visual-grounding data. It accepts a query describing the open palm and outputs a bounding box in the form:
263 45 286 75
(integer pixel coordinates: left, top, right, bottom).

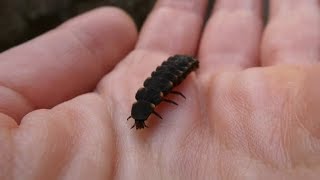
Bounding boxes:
0 1 319 179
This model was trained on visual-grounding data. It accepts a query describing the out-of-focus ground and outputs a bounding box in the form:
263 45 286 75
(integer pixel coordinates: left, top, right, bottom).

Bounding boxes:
0 0 268 52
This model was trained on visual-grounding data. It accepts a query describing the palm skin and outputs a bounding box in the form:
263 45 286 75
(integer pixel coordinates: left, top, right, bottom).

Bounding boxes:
99 53 320 180
0 1 319 180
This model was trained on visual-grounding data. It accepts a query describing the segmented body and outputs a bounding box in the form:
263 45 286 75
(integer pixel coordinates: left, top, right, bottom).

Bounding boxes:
127 55 199 129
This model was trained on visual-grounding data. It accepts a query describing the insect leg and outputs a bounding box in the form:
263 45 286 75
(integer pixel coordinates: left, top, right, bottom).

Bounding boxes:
130 123 135 129
163 99 178 105
144 122 149 128
170 91 186 99
153 111 163 119
127 116 132 121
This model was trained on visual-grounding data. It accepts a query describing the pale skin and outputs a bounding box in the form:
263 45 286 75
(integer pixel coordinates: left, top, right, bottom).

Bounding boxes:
0 0 319 179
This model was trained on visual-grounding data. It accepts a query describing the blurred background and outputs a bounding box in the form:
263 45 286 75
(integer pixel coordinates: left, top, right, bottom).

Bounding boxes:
0 0 268 53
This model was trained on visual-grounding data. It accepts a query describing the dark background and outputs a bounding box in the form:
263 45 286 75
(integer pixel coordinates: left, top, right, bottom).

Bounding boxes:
0 0 268 53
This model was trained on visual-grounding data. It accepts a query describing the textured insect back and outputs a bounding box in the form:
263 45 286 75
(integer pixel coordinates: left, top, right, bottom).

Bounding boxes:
127 55 199 130
135 88 162 105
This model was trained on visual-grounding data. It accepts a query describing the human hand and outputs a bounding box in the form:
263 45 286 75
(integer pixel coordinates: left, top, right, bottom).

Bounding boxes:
0 0 320 179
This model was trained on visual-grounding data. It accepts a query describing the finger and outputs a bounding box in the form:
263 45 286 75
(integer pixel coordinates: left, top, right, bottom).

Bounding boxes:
198 0 263 75
261 0 320 65
7 94 115 179
136 0 208 55
0 7 137 122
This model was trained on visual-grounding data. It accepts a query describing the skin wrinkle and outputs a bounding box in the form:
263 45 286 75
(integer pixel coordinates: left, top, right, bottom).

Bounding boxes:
214 0 262 13
251 73 282 165
55 104 87 179
216 148 241 179
191 74 208 127
209 67 320 176
0 124 14 180
136 0 206 55
155 0 208 16
247 67 320 170
0 84 35 121
14 111 56 179
137 8 203 54
284 68 320 168
244 69 290 168
229 74 255 160
200 68 318 177
49 94 114 179
270 0 320 17
212 72 241 149
105 93 122 180
11 93 113 179
208 72 245 179
268 67 308 168
199 10 262 72
173 126 208 179
65 13 136 75
97 69 136 180
211 69 291 169
65 30 105 78
204 70 223 132
0 113 18 128
262 2 320 65
280 79 300 169
301 68 320 139
194 58 215 130
97 94 117 179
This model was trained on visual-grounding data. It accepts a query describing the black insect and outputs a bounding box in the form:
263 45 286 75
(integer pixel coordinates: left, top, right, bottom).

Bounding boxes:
127 55 199 130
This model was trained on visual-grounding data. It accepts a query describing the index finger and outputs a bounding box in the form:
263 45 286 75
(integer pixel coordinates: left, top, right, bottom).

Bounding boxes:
136 0 208 55
0 7 137 122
